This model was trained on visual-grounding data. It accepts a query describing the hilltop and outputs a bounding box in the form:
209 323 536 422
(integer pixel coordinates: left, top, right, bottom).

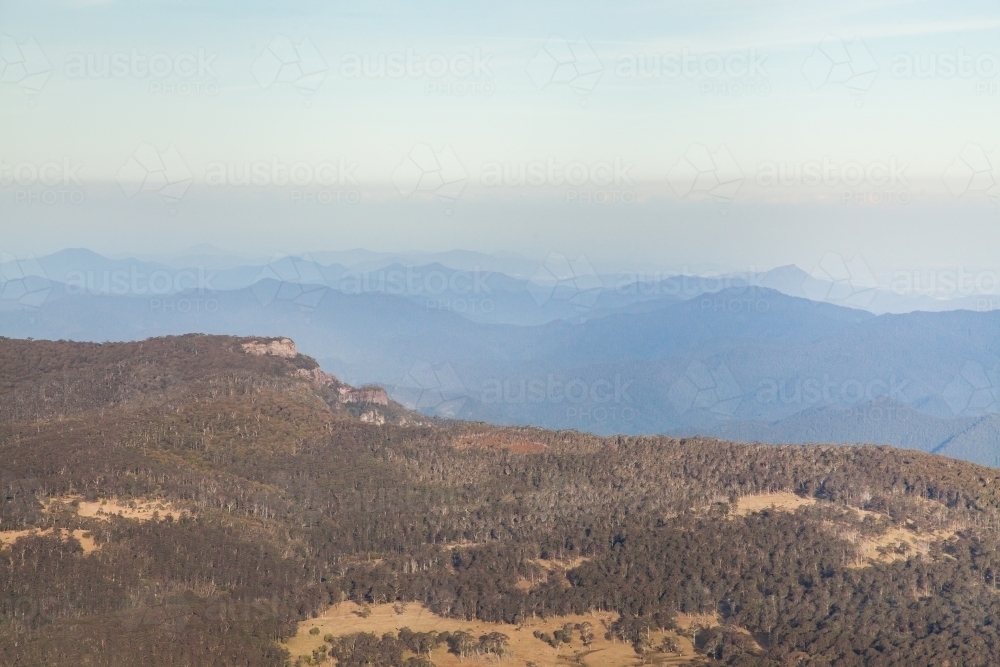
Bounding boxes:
4 335 1000 665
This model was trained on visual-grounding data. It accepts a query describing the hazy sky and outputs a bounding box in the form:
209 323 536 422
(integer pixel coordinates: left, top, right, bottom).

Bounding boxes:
2 0 999 275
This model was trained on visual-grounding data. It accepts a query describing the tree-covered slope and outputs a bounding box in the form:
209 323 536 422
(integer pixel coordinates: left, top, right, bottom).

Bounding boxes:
4 335 1000 666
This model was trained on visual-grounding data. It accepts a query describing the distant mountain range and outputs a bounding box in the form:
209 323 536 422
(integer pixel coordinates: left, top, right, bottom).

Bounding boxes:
4 248 1000 466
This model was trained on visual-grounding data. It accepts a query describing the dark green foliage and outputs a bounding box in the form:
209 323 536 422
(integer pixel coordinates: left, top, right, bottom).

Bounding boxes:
5 336 1000 665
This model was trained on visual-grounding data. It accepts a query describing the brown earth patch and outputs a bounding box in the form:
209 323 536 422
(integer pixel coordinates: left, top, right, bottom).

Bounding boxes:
286 602 697 667
45 496 183 522
731 493 958 569
516 557 592 591
0 528 98 554
733 492 816 516
453 432 547 454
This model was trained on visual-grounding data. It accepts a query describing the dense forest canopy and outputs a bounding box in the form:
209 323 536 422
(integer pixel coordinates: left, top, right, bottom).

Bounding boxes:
3 335 1000 666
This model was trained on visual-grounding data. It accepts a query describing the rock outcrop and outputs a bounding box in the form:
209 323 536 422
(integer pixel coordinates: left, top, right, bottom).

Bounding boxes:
340 385 389 406
241 338 298 358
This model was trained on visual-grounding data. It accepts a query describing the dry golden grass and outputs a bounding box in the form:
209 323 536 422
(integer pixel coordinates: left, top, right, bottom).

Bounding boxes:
672 613 719 632
452 432 548 454
732 493 958 568
530 557 591 572
517 557 593 592
847 524 954 567
284 602 698 667
45 495 183 521
733 492 816 516
1 497 184 554
0 528 98 554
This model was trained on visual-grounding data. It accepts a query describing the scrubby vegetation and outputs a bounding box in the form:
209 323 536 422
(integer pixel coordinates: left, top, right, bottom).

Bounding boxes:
4 335 1000 665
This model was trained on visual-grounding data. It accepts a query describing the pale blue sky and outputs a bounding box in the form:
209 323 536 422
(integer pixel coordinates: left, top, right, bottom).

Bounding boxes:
2 0 999 275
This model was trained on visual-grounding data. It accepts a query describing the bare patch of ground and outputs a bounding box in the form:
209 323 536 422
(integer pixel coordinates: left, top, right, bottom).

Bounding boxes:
285 602 697 667
1 497 186 554
453 432 548 454
844 524 955 568
45 496 184 522
516 557 592 592
0 528 98 554
731 492 959 569
733 492 816 516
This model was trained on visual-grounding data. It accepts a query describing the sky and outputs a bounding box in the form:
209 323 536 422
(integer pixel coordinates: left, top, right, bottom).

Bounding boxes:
2 0 999 276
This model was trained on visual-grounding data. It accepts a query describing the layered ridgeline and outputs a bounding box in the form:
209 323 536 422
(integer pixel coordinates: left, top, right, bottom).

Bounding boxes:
5 336 1000 665
6 251 1000 465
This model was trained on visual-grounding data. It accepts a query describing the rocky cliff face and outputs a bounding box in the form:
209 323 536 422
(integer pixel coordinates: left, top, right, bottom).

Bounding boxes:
340 386 389 406
241 338 298 358
296 367 339 388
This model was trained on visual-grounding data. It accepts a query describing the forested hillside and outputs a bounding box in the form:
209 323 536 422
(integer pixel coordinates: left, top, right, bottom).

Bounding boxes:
4 335 1000 666
10 280 1000 463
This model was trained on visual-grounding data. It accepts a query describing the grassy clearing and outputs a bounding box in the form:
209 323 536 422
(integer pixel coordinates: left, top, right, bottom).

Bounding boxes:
284 602 699 667
732 492 816 516
0 528 98 553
